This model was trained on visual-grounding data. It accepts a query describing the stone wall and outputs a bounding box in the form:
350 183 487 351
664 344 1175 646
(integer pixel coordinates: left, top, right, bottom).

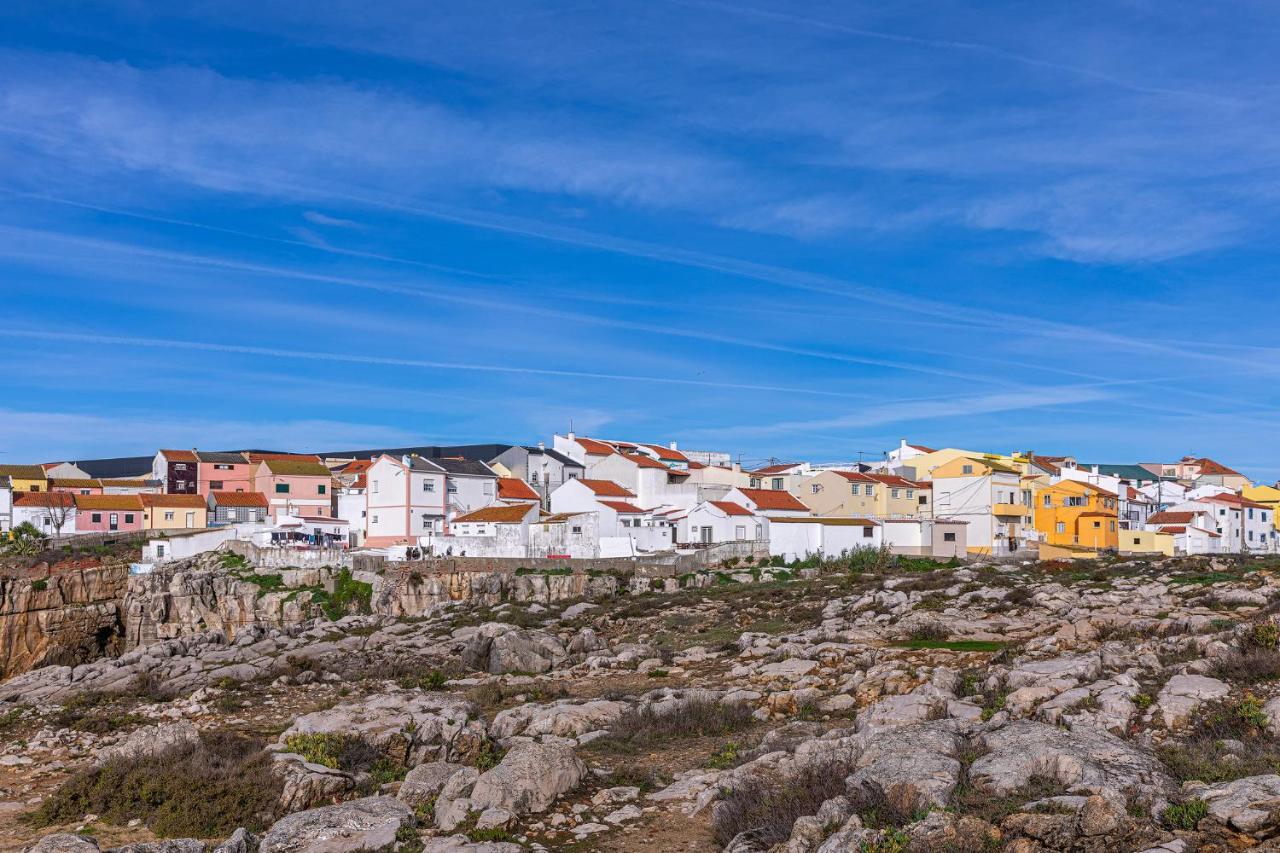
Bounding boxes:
373 567 620 618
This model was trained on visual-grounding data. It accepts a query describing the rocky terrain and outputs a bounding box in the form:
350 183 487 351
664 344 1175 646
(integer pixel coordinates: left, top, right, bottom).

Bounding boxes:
5 547 1280 852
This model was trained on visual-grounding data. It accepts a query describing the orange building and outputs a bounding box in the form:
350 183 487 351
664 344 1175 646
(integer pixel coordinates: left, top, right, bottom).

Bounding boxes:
1034 479 1119 549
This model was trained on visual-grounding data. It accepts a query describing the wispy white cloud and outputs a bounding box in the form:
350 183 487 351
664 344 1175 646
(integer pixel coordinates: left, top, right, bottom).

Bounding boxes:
303 210 362 228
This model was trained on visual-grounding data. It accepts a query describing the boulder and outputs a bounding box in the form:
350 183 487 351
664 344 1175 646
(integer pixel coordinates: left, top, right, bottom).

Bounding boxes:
421 838 524 853
970 720 1171 807
211 829 257 853
461 624 567 675
272 753 355 812
277 690 486 765
469 742 585 814
258 796 414 852
1154 675 1229 728
1197 773 1280 837
108 843 204 853
98 722 199 765
397 762 471 807
23 837 100 853
488 699 626 740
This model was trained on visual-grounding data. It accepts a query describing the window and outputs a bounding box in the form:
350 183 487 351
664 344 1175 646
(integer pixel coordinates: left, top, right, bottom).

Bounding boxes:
447 481 457 493
215 464 232 470
275 484 290 494
424 480 435 493
907 490 914 499
531 471 539 484
317 484 327 495
571 525 582 534
891 488 900 498
851 484 858 495
811 484 820 494
862 526 874 538
1056 521 1066 533
567 472 578 480
164 511 174 521
210 480 223 490
1093 521 1101 528
944 531 956 542
1249 508 1255 519
175 463 187 471
1109 521 1116 531
124 514 134 523
735 525 746 540
864 485 874 496
91 513 101 522
156 544 165 557
371 514 379 524
961 464 973 474
228 508 239 521
1043 495 1051 507
1133 537 1141 545
772 477 784 490
483 481 493 495
372 480 379 494
919 495 928 505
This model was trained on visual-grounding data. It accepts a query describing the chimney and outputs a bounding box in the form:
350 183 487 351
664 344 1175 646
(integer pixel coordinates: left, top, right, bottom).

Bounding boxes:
1092 465 1100 476
732 462 741 472
537 441 545 451
669 441 678 450
567 431 576 442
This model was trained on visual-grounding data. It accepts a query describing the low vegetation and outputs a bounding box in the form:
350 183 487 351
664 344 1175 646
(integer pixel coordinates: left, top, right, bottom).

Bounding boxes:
30 731 282 837
591 696 753 753
711 756 853 848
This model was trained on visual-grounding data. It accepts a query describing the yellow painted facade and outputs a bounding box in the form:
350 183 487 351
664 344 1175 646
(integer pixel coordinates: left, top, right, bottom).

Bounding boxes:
0 465 48 494
1243 485 1280 531
797 471 930 518
1033 479 1119 550
1118 529 1176 557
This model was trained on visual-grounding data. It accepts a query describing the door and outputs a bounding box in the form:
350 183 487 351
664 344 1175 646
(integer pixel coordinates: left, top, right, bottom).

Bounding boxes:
700 526 713 544
185 511 195 527
109 513 118 531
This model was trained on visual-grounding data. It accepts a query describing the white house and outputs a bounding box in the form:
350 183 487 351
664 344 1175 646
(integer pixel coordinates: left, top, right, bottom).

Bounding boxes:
431 457 500 519
768 517 881 562
0 477 11 532
12 491 76 536
365 454 448 547
747 462 810 492
880 518 968 558
1146 509 1222 555
1169 494 1277 553
488 445 585 506
548 477 672 554
680 500 765 545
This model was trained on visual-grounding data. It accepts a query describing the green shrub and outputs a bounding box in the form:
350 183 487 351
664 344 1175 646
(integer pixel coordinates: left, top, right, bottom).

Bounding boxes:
1162 798 1207 829
282 732 348 768
706 741 741 769
1246 622 1280 651
30 579 47 592
29 732 281 837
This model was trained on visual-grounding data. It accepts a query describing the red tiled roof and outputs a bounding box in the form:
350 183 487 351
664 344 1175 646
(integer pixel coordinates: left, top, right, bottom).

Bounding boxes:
711 501 753 517
454 504 534 523
576 437 616 456
908 443 937 453
625 453 670 470
577 479 635 497
1193 457 1243 477
752 463 803 475
140 493 207 509
834 471 928 489
1147 511 1197 524
159 449 198 462
737 488 809 512
642 443 688 462
497 478 540 501
14 492 74 507
1203 493 1268 510
211 491 269 508
247 452 323 463
74 494 144 511
687 461 707 470
600 500 647 514
50 478 102 489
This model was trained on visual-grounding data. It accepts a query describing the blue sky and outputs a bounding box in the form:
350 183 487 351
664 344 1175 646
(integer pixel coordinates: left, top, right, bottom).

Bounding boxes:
1 1 1277 477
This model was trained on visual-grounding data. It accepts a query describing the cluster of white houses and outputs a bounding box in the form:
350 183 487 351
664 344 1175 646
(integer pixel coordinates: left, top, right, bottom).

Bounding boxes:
3 436 1277 561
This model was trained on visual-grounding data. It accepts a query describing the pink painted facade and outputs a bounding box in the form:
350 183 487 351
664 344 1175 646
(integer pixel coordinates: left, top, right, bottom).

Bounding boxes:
251 460 333 520
73 495 145 532
196 460 254 495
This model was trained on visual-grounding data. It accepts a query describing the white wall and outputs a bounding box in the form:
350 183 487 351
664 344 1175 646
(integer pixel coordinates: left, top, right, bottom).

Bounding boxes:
13 504 77 536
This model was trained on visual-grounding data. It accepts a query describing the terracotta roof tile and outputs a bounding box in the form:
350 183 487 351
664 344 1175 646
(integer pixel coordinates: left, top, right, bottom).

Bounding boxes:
710 501 753 517
497 478 540 501
141 494 207 509
454 504 534 523
577 479 635 498
211 491 270 508
600 500 647 514
74 494 144 511
576 437 616 456
737 488 809 512
159 449 199 462
14 491 74 507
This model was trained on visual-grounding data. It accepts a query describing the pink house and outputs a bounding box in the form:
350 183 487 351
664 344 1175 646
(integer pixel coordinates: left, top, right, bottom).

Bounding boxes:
73 494 145 532
249 455 334 520
194 451 254 496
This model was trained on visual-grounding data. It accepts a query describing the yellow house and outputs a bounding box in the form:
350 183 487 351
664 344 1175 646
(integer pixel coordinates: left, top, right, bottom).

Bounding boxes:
1034 479 1119 550
1118 529 1176 557
797 471 931 518
1243 484 1280 531
141 494 209 530
898 448 984 481
0 464 48 493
